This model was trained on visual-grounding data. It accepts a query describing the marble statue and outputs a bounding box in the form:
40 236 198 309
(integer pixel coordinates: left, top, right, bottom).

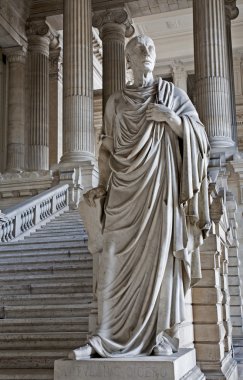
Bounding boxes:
69 35 210 359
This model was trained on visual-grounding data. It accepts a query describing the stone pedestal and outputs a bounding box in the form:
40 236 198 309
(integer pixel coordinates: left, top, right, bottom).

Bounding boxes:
54 349 205 380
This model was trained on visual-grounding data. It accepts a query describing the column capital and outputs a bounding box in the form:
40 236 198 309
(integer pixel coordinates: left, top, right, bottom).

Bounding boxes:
225 0 239 21
3 46 27 64
26 18 58 56
92 8 134 39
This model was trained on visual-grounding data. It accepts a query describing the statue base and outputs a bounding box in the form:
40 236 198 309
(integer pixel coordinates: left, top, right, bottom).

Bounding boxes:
54 348 205 380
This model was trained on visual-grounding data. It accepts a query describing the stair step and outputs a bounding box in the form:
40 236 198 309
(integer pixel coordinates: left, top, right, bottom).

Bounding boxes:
0 272 92 285
21 236 88 244
29 230 86 237
0 248 89 260
0 332 86 349
0 241 86 251
0 261 92 273
0 282 92 296
0 369 53 380
0 292 93 306
0 350 67 370
2 304 91 319
0 254 91 265
0 209 90 378
0 317 88 333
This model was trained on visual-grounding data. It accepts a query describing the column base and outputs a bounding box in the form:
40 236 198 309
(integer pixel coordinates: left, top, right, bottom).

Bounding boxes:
198 351 238 380
209 136 236 150
58 160 99 190
54 348 205 380
60 151 96 165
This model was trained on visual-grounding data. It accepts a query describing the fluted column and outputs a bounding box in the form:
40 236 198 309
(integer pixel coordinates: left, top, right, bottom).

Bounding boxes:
193 0 235 149
171 60 187 93
49 40 63 167
26 19 52 170
4 47 26 171
93 8 134 112
225 0 239 144
61 0 95 164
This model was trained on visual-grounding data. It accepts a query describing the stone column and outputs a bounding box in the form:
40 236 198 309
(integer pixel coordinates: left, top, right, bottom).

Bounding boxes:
93 8 134 112
49 40 63 167
26 19 52 171
193 0 234 149
171 60 187 93
61 0 95 167
4 47 26 172
0 50 7 173
225 0 239 145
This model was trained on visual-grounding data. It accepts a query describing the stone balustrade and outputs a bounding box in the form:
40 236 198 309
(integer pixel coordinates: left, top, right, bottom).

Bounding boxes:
0 183 69 243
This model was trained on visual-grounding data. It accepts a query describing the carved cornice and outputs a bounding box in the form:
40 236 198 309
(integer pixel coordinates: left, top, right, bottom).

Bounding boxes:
92 8 134 38
225 0 239 21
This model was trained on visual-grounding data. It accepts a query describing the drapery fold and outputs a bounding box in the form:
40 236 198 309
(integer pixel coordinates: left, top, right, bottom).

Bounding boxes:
89 78 210 357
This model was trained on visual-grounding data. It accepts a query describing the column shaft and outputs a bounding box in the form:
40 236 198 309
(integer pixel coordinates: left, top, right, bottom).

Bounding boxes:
193 0 234 148
93 8 134 112
49 44 63 167
27 19 51 170
5 48 26 171
225 1 239 145
61 0 94 163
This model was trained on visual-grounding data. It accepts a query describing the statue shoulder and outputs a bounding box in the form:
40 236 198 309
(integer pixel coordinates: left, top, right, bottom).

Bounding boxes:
173 85 190 102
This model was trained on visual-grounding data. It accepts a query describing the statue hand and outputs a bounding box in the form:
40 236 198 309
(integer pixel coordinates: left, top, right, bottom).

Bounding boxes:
146 103 183 138
146 103 181 126
83 186 107 208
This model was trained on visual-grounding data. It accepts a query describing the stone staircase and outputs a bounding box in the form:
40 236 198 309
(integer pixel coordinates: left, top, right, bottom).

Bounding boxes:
0 209 93 380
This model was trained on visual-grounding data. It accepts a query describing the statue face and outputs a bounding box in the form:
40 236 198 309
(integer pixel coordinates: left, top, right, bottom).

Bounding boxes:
126 35 156 74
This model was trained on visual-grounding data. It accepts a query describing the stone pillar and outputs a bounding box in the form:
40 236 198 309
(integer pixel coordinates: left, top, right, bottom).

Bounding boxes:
193 0 235 149
225 0 239 145
0 50 7 173
171 60 187 93
61 0 95 166
49 40 63 167
93 8 134 112
4 47 26 172
26 19 52 171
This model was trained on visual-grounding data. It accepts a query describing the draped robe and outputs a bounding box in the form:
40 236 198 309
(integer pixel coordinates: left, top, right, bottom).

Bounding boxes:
89 78 210 357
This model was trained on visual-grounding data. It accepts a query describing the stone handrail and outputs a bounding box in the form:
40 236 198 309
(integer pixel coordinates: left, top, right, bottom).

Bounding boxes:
0 184 69 243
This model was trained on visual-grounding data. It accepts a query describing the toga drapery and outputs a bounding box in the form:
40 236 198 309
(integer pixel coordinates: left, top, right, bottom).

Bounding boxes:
89 78 210 357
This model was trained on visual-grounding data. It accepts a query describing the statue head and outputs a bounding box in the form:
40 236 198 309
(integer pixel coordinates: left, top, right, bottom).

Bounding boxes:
125 35 156 74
